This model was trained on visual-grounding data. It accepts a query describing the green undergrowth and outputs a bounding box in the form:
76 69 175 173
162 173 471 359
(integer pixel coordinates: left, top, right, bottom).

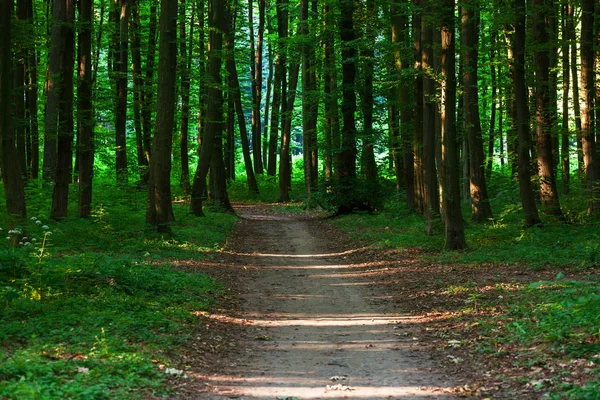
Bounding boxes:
0 182 237 399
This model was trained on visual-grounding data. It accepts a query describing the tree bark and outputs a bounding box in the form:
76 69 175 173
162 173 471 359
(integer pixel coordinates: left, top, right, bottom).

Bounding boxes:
179 0 193 195
561 3 570 194
130 1 147 184
26 0 39 179
440 0 466 249
114 0 129 185
301 0 320 203
580 0 599 214
422 3 439 233
50 0 75 220
514 0 541 226
146 0 177 231
413 0 424 214
323 0 340 181
225 6 260 194
78 0 94 218
533 0 562 217
462 0 493 222
0 0 27 232
335 0 359 213
191 0 225 215
359 0 377 185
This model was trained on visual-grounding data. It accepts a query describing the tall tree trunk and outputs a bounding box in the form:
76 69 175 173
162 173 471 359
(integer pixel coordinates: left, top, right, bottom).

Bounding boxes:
335 0 359 213
580 0 599 213
422 3 439 233
462 0 493 222
130 1 147 184
567 2 583 182
14 0 27 177
413 0 424 214
263 39 273 170
191 0 225 215
250 0 265 174
504 25 519 178
225 6 260 194
114 0 129 185
78 0 94 218
26 0 39 179
146 0 177 231
51 0 75 220
561 3 570 194
487 32 497 175
533 0 562 217
197 0 206 148
359 0 377 184
140 3 158 184
323 0 340 181
301 0 319 203
0 0 27 233
278 63 300 202
267 0 286 177
179 0 193 195
440 0 467 249
515 0 541 226
43 0 71 184
225 90 235 181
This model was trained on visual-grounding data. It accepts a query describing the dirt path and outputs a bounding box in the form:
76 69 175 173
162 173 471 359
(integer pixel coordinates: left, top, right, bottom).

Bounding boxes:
192 206 459 399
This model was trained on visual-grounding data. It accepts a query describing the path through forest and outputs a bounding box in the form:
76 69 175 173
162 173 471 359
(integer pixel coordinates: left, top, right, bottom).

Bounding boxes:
182 205 459 399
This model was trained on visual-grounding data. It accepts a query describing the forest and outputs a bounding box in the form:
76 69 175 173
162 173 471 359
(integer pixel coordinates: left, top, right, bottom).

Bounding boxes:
1 0 600 397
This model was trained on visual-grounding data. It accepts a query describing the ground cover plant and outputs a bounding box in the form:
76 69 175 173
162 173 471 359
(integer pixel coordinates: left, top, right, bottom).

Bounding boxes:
0 180 237 399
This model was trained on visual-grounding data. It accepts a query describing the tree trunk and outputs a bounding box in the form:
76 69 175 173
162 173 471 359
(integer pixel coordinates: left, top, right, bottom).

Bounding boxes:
413 0 424 214
114 0 129 185
514 0 541 226
268 0 287 177
533 0 562 217
14 0 27 177
0 0 27 232
440 0 467 249
179 0 193 195
140 3 158 184
335 0 359 213
26 0 39 179
487 32 497 175
422 4 440 233
225 7 260 194
191 0 225 215
130 1 147 184
567 2 583 182
250 0 265 174
78 0 94 218
301 0 320 204
146 0 177 231
50 0 75 220
278 63 300 202
263 39 273 171
561 3 570 194
359 0 377 185
323 0 340 181
581 0 599 213
462 0 493 222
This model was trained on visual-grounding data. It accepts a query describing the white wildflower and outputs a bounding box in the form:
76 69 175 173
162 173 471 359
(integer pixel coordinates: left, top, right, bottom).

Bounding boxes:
143 252 150 257
18 242 24 246
30 217 37 221
45 232 52 236
31 238 37 242
77 367 89 374
42 225 49 230
36 220 42 225
23 242 31 247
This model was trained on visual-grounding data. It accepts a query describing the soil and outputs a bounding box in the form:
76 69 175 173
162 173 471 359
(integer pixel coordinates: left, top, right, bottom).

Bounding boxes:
165 204 599 399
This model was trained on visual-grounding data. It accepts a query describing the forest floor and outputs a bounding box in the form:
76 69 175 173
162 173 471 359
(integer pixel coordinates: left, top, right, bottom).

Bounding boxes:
163 203 597 399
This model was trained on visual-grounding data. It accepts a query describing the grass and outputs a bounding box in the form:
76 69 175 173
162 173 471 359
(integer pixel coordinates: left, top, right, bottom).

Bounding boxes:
0 179 237 399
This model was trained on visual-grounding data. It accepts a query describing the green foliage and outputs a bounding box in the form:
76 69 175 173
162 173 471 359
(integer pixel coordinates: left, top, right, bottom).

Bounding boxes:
0 180 237 398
